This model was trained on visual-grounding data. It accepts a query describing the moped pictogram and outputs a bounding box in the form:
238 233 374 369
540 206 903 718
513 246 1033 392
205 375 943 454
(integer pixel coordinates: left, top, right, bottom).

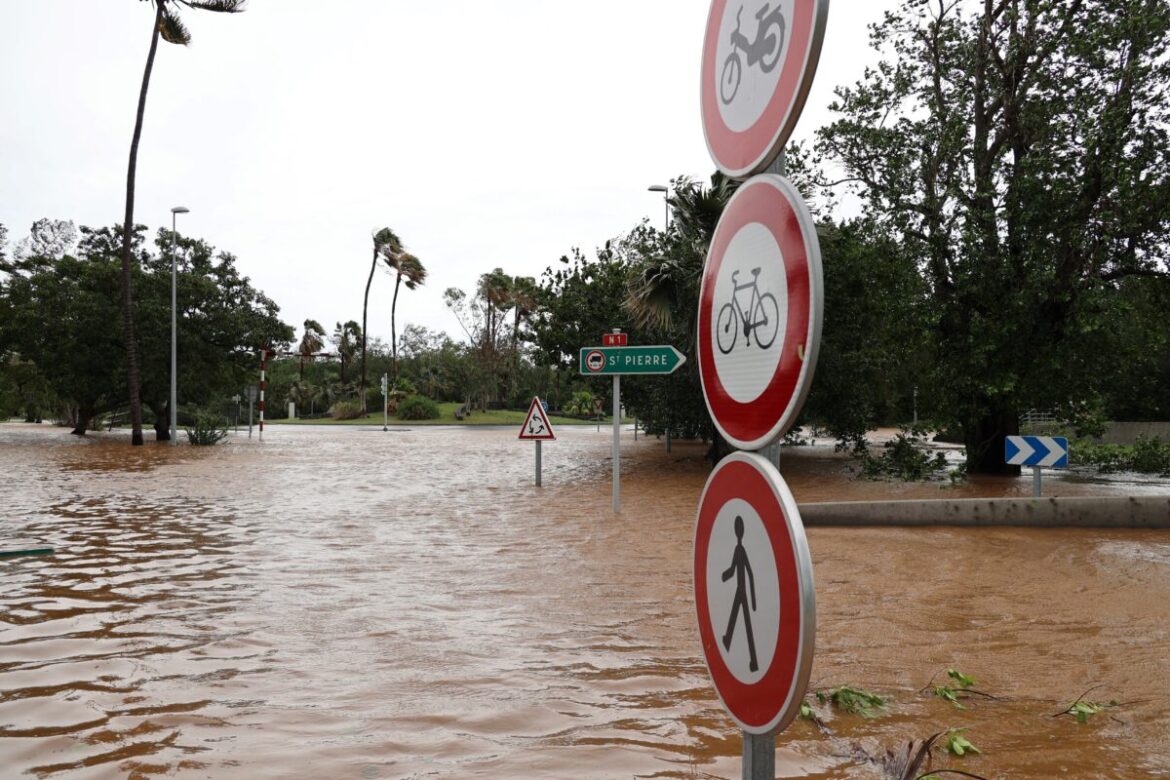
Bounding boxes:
720 3 787 106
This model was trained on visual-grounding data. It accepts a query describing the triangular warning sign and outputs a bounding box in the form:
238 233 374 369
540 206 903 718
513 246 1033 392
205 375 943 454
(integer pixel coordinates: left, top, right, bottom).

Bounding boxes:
518 396 555 440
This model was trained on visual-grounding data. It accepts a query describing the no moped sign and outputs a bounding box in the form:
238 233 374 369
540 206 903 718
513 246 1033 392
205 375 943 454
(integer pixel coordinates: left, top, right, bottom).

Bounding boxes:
698 174 822 450
694 451 815 735
701 0 830 178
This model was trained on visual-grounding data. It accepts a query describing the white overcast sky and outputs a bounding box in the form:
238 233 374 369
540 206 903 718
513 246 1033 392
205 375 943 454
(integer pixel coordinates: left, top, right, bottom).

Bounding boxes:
1 1 898 346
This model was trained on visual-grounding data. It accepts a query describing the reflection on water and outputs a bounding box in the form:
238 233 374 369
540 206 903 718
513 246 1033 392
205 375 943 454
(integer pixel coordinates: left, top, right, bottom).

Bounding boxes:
2 423 1169 778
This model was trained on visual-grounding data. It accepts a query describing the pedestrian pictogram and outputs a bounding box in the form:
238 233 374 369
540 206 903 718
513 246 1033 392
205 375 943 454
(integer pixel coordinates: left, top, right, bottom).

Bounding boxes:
518 396 555 441
694 451 814 735
721 515 759 672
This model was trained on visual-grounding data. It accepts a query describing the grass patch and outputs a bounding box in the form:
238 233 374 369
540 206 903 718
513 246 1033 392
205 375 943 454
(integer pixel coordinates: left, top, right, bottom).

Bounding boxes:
272 402 602 427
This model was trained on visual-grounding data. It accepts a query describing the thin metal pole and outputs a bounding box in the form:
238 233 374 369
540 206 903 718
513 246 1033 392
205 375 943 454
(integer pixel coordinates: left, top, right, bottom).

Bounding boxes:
535 440 542 487
247 387 253 438
259 349 266 442
169 212 178 446
1033 465 1042 498
742 732 775 780
612 374 620 513
634 417 638 441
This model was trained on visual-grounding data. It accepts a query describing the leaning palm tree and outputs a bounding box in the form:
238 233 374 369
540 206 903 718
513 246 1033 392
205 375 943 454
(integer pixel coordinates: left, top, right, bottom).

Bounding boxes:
120 0 245 445
361 227 401 411
385 252 427 384
297 319 326 379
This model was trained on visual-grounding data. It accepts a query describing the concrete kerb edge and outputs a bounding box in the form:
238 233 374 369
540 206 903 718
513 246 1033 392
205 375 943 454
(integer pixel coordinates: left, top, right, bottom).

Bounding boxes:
798 496 1170 528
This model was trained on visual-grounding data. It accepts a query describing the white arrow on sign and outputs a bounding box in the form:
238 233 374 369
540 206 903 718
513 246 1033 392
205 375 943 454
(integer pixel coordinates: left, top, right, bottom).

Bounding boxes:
1006 438 1036 466
1036 438 1066 467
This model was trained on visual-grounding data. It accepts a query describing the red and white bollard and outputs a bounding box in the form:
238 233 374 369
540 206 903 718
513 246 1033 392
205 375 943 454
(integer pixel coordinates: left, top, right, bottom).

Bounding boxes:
259 348 267 441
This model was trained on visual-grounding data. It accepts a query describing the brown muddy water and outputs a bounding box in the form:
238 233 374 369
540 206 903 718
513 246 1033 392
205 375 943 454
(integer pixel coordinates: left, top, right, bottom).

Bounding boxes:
2 422 1169 779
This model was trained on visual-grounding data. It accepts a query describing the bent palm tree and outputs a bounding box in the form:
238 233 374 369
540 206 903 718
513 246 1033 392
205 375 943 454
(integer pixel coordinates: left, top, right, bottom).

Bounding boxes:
297 319 326 379
361 227 401 411
385 252 427 384
121 0 244 445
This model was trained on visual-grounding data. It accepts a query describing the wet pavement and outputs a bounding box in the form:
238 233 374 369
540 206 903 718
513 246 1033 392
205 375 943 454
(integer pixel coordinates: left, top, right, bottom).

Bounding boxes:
2 423 1169 778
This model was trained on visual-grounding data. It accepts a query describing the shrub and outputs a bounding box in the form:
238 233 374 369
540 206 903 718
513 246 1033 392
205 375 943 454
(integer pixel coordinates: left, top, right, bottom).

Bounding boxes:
185 411 229 446
396 394 441 421
859 431 952 481
328 399 364 420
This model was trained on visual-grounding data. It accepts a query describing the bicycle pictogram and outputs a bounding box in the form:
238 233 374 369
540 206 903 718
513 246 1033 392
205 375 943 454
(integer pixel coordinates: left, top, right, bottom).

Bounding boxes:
720 3 788 106
716 267 780 355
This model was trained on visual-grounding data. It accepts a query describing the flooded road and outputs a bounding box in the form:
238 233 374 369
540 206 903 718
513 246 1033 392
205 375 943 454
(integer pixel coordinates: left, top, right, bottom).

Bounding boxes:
2 423 1169 778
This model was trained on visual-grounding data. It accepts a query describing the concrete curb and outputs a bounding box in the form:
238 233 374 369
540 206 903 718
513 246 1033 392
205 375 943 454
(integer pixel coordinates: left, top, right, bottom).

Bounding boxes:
798 496 1170 528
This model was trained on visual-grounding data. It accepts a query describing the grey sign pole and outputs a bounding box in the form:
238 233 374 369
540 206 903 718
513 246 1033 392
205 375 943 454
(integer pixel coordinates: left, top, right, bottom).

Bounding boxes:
536 440 542 487
613 373 621 513
1033 465 1042 498
743 733 775 779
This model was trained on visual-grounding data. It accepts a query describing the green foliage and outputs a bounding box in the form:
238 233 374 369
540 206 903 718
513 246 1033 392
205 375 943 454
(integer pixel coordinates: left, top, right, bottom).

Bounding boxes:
1071 436 1170 475
943 729 981 757
859 431 953 481
817 0 1170 472
563 390 596 417
184 410 229 446
328 399 364 420
1066 700 1106 724
815 686 886 718
932 669 978 709
396 394 440 421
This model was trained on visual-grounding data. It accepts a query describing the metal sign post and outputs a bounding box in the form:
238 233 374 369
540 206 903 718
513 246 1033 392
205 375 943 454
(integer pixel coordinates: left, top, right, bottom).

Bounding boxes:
1005 435 1069 497
381 374 389 432
613 374 621 513
580 333 687 514
519 397 556 487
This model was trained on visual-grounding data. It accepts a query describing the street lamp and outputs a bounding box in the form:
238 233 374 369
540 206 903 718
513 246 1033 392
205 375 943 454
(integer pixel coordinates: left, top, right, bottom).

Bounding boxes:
648 184 669 231
170 206 189 446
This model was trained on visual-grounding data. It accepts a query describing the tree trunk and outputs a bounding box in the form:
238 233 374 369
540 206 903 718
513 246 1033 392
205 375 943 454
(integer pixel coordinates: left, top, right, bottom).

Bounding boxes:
965 407 1021 475
391 272 402 384
70 403 95 437
120 4 164 447
152 400 171 441
360 244 377 411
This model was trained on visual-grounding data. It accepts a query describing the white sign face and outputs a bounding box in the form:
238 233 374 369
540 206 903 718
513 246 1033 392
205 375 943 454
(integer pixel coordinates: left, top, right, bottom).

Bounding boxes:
714 0 795 133
710 222 788 404
701 0 830 178
704 497 781 684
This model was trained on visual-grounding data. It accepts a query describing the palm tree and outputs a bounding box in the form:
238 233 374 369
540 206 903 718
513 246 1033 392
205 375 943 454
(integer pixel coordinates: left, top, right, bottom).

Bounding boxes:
333 320 361 383
120 0 244 445
508 276 538 398
385 251 427 384
361 227 401 411
297 319 326 379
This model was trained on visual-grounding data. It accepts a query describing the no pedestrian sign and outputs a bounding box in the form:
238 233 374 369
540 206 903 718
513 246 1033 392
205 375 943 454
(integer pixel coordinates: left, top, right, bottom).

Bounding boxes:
694 451 815 735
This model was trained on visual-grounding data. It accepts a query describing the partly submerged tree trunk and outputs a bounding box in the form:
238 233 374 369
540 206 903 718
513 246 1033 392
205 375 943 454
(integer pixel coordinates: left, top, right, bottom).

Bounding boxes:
120 4 164 446
70 403 96 437
965 406 1021 476
391 271 402 384
151 400 171 442
360 244 377 412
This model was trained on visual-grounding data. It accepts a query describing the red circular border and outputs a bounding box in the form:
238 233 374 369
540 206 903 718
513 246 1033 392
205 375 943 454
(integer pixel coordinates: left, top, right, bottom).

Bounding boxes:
694 456 805 732
698 176 813 449
701 0 821 177
585 350 605 373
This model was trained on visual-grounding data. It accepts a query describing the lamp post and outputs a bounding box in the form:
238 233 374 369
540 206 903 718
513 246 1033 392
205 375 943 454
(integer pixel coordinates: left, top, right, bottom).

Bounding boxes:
170 206 189 446
648 184 669 230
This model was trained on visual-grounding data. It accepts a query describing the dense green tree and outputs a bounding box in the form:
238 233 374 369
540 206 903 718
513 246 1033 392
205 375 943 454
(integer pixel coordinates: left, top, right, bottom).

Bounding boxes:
3 224 293 437
818 0 1170 472
332 320 361 383
120 0 245 445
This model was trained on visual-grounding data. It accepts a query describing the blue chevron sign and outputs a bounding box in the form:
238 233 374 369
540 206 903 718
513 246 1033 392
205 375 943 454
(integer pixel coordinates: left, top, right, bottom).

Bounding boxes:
1005 435 1069 468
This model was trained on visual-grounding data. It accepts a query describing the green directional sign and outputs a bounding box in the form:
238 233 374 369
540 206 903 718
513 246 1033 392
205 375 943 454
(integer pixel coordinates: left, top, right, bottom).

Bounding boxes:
579 345 686 375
